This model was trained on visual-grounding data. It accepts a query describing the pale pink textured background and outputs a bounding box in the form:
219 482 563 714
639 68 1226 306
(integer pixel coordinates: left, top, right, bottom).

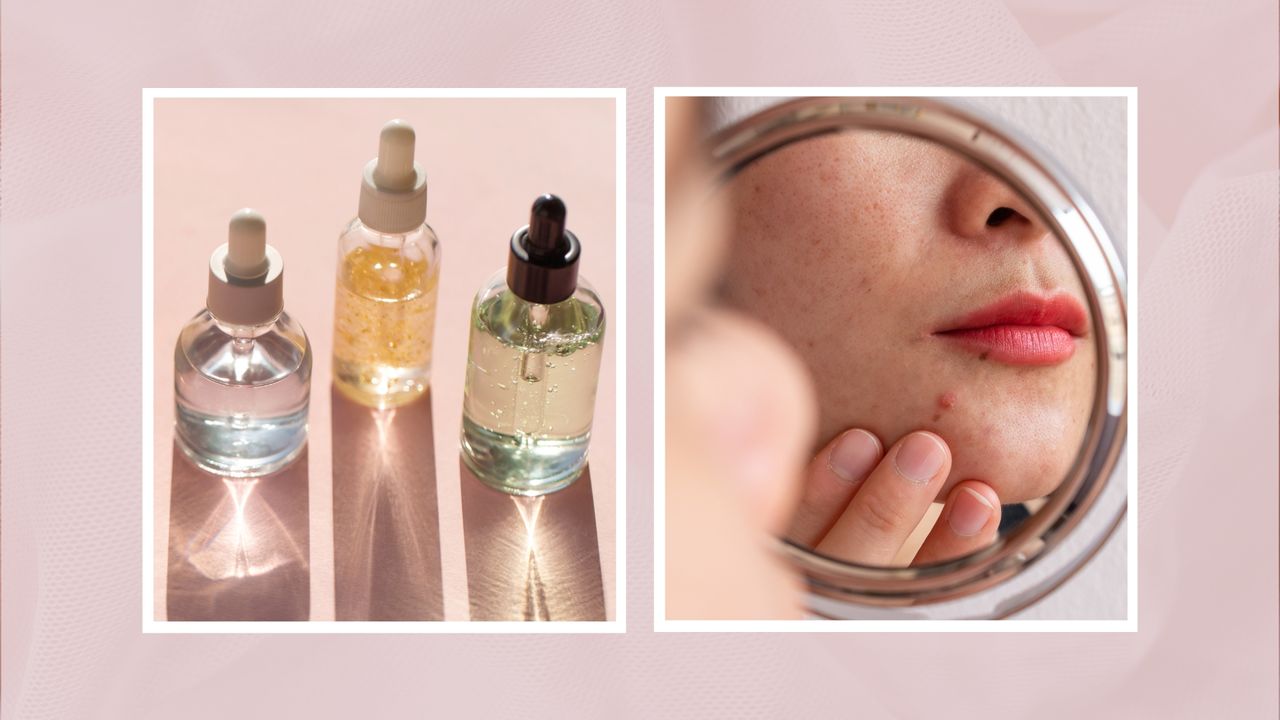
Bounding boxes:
2 1 1277 718
150 98 617 621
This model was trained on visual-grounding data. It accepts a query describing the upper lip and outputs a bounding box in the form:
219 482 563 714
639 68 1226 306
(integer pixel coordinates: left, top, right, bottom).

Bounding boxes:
934 291 1088 337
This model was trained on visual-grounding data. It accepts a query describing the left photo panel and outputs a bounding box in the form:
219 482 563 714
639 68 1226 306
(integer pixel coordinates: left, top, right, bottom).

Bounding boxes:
143 91 624 630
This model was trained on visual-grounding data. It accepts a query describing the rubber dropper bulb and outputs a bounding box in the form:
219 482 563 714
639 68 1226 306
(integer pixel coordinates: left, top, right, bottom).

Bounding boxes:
527 194 567 256
225 208 269 279
371 120 417 191
506 193 580 304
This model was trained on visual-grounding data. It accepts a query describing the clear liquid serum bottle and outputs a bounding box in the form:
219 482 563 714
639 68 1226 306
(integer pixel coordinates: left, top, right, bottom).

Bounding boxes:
332 120 441 408
461 194 606 495
174 209 312 477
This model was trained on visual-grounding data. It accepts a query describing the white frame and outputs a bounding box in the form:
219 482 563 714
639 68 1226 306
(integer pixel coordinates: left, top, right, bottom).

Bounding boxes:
142 87 628 634
653 86 1138 632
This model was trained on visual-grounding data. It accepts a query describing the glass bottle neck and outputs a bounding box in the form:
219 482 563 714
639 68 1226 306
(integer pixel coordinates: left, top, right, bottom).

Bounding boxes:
213 315 278 339
357 218 428 249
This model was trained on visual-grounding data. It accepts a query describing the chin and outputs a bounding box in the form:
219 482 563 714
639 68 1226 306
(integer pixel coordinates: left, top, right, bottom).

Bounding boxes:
936 408 1083 504
945 442 1074 504
818 399 1083 506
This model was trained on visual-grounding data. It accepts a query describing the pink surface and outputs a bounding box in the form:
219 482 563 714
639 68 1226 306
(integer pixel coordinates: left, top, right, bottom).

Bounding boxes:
2 0 1278 718
152 98 617 621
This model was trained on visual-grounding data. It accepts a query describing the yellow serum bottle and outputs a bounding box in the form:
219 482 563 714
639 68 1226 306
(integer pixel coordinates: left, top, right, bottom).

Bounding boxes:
332 120 441 408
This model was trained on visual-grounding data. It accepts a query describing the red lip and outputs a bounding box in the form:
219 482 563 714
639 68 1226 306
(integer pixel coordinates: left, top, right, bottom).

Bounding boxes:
934 292 1088 366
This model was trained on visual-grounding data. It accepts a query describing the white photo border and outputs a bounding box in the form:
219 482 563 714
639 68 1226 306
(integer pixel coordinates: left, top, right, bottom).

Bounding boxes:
142 87 628 634
653 86 1138 633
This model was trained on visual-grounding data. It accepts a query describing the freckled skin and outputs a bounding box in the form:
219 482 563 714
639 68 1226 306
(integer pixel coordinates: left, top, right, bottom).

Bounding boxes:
720 131 1095 503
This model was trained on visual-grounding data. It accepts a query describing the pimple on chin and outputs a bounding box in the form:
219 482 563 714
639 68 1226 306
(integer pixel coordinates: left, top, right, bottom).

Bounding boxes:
932 391 958 422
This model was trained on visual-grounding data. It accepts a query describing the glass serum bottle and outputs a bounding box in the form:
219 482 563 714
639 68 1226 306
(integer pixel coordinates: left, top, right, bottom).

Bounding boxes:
332 120 441 408
461 195 606 495
174 209 312 477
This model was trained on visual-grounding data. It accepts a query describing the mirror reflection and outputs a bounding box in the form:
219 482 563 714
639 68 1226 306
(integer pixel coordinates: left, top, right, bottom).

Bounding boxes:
719 129 1096 567
667 95 1128 620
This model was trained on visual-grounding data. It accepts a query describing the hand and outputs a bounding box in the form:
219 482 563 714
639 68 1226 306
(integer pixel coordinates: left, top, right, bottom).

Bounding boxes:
789 429 1002 566
665 97 816 619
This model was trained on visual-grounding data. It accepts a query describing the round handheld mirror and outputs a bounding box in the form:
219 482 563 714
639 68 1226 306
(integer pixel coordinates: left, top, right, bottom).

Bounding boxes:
706 97 1127 619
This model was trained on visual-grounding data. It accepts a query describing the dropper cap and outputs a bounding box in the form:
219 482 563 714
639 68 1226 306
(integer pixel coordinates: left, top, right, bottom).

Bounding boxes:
206 209 285 326
507 194 581 304
357 119 428 234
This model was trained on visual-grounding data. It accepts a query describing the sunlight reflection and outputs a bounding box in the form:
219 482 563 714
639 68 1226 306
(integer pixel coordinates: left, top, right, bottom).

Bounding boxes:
514 495 545 549
331 386 443 620
373 407 396 447
166 443 310 621
182 476 305 581
513 495 549 621
460 459 604 621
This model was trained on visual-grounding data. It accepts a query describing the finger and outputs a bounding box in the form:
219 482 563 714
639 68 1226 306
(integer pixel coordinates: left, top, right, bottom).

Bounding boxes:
815 431 952 565
911 481 1001 566
788 429 884 546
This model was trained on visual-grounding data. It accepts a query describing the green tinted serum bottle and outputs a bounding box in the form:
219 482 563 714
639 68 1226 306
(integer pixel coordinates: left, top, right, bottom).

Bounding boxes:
460 195 606 495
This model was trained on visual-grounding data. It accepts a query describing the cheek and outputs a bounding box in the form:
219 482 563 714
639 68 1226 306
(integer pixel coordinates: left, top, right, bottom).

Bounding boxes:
723 211 905 358
724 152 918 297
809 342 943 448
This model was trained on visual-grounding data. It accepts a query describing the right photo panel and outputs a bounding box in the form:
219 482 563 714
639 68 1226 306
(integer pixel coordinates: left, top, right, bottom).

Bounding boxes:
659 91 1133 625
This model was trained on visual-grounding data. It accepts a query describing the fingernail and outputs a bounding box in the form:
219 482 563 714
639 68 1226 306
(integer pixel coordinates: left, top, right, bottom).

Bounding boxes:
948 487 995 536
827 429 881 483
893 432 946 484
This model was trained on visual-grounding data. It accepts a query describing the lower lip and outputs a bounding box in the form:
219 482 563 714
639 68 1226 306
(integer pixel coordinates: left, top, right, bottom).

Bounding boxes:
937 325 1076 365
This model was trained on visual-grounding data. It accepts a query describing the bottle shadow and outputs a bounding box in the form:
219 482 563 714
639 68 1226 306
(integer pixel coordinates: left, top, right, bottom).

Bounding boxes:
330 386 444 620
166 443 310 621
459 459 605 621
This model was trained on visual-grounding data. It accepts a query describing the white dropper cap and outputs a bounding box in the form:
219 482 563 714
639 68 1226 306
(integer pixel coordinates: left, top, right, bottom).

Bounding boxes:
357 119 428 234
206 208 285 326
224 210 270 277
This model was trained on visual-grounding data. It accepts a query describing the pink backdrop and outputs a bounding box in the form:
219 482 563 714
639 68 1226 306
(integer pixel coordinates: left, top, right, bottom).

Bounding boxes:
3 0 1278 718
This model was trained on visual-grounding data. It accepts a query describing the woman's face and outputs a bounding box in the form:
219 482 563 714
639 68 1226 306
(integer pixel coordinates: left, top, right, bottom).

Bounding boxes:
721 131 1095 505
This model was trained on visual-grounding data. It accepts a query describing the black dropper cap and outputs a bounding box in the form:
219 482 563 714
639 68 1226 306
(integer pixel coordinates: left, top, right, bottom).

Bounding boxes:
507 194 581 304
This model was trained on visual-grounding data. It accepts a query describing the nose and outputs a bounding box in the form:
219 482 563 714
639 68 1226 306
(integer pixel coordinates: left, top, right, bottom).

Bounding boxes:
943 164 1051 245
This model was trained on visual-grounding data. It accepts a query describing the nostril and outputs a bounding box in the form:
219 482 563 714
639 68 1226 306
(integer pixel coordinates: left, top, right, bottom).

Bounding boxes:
985 207 1017 227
